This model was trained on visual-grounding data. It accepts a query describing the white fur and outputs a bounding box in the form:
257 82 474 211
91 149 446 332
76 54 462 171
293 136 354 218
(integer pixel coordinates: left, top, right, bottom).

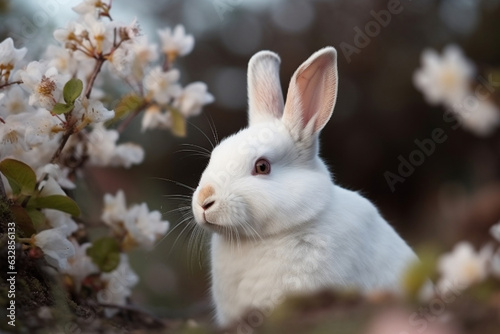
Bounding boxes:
192 47 417 326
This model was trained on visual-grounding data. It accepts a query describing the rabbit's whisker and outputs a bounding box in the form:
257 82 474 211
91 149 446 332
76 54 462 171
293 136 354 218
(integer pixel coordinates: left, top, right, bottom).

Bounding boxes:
187 119 216 149
162 206 192 215
153 177 196 192
205 112 220 146
180 143 212 155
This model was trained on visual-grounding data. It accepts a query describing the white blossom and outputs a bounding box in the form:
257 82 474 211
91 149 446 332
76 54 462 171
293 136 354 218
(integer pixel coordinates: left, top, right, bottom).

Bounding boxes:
74 97 115 125
43 209 78 237
109 36 158 82
53 21 86 45
36 164 75 190
450 97 500 136
107 45 134 77
54 14 112 55
437 241 493 293
97 254 139 317
0 37 27 68
121 18 140 40
490 222 500 242
86 124 144 168
62 240 99 292
19 61 69 109
130 36 158 79
82 14 111 54
111 143 144 168
72 0 104 16
157 25 194 60
414 45 474 107
101 190 127 230
143 66 181 104
38 176 67 197
105 18 141 71
0 85 33 117
0 113 30 153
24 109 64 148
34 228 75 270
86 124 118 165
141 105 171 132
491 249 500 279
174 82 214 117
10 140 59 171
124 203 169 250
45 45 79 75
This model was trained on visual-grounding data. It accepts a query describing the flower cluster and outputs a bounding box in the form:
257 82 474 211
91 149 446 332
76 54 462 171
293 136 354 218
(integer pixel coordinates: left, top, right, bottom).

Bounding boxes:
101 190 169 250
414 221 500 300
414 45 500 136
0 0 212 318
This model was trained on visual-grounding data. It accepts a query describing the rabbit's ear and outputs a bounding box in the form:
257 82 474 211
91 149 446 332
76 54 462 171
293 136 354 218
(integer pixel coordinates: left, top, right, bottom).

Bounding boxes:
247 51 284 126
283 47 338 140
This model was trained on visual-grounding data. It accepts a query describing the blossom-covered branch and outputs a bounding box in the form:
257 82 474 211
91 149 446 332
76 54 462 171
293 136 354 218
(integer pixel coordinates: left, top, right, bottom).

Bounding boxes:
0 0 213 322
414 45 500 136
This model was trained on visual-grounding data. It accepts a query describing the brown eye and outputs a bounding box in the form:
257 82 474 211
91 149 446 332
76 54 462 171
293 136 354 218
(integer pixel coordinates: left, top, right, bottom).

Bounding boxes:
254 158 271 175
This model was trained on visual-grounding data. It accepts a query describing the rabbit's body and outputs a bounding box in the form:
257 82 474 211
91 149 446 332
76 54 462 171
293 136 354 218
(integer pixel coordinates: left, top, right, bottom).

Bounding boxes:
210 164 416 325
192 47 417 327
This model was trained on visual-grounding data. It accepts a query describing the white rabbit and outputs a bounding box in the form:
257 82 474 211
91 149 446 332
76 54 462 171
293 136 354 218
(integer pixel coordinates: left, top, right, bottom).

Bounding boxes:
191 47 417 327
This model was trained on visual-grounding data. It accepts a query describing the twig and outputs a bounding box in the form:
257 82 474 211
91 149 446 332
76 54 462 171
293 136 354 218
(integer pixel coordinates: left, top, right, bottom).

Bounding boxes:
0 80 22 90
98 302 167 325
162 57 171 72
48 27 131 164
50 126 74 164
85 58 105 99
0 174 7 202
84 31 126 99
117 101 150 133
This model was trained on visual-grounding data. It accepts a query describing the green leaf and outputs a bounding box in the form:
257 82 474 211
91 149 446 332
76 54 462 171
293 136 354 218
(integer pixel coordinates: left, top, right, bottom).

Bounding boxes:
0 158 37 195
402 247 438 299
86 237 121 272
170 109 186 137
10 204 36 236
109 93 144 124
28 195 81 217
63 78 83 104
52 102 73 114
27 208 48 231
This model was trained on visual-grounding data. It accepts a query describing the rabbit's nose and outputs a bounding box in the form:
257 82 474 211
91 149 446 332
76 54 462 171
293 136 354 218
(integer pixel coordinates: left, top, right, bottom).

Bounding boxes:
202 200 215 211
198 184 215 207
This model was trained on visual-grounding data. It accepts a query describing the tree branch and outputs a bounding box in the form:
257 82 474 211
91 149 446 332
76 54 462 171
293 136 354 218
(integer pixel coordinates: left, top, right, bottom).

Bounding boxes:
0 174 7 202
117 101 150 133
0 80 22 90
85 57 106 99
98 302 167 325
50 126 74 164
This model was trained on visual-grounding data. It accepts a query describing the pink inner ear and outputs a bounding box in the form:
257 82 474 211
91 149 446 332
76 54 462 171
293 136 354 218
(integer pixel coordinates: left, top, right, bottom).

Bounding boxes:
295 64 325 129
247 51 285 125
283 47 338 137
286 51 337 134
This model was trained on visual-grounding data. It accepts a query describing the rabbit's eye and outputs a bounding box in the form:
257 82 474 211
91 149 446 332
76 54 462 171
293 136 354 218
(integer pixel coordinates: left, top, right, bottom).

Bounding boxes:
254 158 271 175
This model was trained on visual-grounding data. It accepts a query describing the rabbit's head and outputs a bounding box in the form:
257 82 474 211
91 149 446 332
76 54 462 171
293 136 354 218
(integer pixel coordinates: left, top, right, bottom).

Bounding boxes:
192 47 338 239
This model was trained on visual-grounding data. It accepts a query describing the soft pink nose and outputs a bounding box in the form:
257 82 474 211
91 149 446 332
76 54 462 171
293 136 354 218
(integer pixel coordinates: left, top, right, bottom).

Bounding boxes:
198 184 215 210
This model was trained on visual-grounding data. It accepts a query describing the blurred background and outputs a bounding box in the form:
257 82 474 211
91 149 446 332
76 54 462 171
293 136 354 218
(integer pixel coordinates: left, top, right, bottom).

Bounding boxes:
1 0 500 323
